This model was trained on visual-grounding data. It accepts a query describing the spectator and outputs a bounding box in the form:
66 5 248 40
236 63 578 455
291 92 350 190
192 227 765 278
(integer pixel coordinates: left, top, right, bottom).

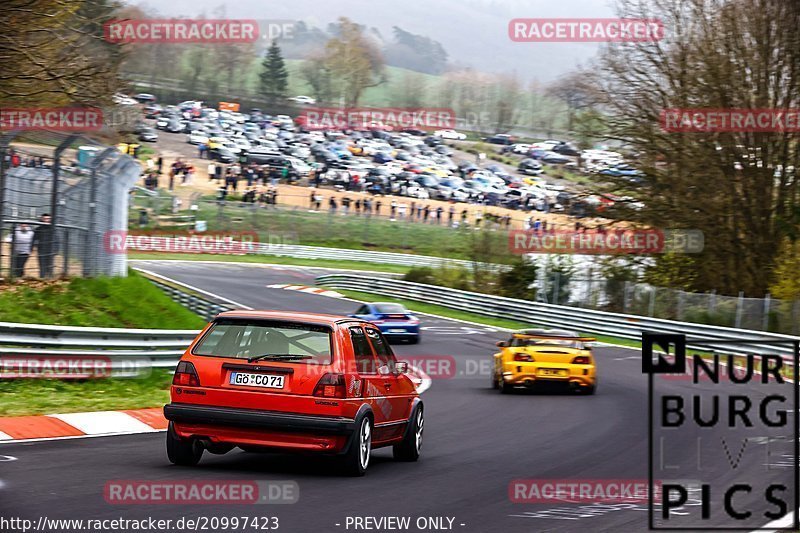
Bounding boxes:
208 162 216 181
11 223 34 277
436 206 443 224
309 190 316 210
390 200 398 220
423 205 430 223
448 205 455 226
398 202 407 220
375 200 382 216
329 197 338 214
355 198 361 216
33 214 56 278
410 202 416 220
342 196 351 215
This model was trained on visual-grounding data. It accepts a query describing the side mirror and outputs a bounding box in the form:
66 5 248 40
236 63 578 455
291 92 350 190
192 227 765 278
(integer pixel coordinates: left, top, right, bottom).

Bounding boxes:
377 364 392 376
395 361 408 374
496 341 509 348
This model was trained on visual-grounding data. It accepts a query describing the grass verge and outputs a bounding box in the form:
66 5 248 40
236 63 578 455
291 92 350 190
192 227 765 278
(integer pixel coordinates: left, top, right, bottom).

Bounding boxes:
0 270 207 328
0 369 173 417
129 252 413 274
0 271 205 417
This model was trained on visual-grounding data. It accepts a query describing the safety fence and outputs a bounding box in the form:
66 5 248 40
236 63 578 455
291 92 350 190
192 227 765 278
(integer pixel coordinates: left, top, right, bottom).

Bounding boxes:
1 132 141 278
315 274 800 359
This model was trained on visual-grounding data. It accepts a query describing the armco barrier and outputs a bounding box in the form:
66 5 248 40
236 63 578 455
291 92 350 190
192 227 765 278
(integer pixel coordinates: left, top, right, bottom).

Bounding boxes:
0 321 198 367
315 274 800 358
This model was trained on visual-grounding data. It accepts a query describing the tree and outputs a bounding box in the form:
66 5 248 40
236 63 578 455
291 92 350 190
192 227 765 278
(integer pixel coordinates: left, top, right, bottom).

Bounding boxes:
770 239 800 300
547 70 598 132
300 52 335 104
259 40 289 103
589 0 800 296
1 0 125 107
323 18 386 106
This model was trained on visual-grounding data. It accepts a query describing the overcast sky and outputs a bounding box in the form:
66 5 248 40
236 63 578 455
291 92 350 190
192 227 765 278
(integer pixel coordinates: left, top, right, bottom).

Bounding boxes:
126 0 619 81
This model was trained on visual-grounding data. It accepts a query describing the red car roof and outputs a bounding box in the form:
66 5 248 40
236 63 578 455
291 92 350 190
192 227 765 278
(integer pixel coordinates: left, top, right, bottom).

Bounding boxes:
215 310 353 326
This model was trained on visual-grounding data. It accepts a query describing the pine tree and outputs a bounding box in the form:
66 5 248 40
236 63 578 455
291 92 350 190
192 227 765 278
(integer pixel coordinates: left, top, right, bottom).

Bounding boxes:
259 40 289 103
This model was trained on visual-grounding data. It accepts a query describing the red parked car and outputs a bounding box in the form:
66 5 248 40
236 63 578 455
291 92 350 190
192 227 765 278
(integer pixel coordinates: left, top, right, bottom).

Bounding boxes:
164 310 423 476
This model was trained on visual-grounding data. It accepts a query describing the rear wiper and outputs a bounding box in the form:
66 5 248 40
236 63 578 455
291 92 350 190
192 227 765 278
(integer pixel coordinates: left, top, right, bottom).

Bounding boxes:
247 354 313 363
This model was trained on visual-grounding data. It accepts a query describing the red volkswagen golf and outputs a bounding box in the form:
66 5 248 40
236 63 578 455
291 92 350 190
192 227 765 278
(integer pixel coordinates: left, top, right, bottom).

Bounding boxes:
163 310 423 476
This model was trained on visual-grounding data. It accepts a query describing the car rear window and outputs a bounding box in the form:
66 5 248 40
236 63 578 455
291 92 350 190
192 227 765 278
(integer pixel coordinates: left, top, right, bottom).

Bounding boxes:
191 319 333 364
373 303 406 314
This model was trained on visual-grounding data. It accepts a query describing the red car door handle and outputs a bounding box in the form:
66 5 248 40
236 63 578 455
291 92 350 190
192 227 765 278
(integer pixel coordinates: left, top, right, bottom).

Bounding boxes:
384 382 392 389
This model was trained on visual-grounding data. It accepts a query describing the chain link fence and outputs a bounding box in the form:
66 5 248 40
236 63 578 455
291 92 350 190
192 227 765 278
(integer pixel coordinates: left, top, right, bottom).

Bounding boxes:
536 273 800 336
0 132 141 279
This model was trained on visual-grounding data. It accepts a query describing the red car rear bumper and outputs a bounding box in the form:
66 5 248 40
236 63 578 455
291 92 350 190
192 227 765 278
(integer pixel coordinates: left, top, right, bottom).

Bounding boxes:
164 403 355 454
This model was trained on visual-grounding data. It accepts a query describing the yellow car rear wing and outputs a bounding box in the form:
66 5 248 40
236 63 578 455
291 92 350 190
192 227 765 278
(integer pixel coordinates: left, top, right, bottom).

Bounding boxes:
512 333 596 343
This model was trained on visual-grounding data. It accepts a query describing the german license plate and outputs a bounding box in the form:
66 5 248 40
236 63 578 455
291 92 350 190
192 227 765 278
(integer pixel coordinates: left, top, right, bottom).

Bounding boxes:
539 368 564 377
229 372 285 389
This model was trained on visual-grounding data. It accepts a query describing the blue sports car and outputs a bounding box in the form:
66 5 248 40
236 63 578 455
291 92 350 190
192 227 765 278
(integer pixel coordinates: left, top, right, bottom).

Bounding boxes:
350 302 421 343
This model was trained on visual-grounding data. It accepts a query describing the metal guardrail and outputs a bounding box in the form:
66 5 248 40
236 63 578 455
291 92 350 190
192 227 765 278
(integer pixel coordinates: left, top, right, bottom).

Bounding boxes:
0 321 198 366
145 277 232 322
0 275 231 369
315 274 800 358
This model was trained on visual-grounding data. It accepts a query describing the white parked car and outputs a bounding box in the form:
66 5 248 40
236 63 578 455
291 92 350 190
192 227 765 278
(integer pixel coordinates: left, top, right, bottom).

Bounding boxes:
112 93 138 106
286 157 312 176
403 185 430 200
232 138 252 151
187 132 210 145
434 129 467 140
511 143 531 154
288 95 316 105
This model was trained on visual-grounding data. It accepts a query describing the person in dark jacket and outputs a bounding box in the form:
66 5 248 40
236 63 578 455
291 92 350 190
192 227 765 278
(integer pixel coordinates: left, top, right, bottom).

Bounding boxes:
33 214 56 278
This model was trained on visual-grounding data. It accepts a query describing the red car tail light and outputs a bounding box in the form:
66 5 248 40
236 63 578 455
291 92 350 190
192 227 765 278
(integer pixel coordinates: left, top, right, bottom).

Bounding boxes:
571 356 591 365
514 353 534 362
173 361 200 386
313 373 346 399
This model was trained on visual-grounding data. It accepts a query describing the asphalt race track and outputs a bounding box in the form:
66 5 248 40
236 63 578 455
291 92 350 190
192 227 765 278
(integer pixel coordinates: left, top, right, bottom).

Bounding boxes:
0 260 795 532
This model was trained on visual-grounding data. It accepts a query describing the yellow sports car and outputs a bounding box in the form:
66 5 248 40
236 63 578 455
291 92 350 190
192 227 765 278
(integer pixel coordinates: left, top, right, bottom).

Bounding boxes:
492 329 597 394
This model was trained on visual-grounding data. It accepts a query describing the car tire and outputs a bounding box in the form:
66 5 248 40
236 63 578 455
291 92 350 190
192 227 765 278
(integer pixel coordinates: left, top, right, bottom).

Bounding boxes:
500 379 514 394
491 372 500 389
166 422 203 466
342 415 372 476
408 335 420 345
585 383 597 395
393 405 423 462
